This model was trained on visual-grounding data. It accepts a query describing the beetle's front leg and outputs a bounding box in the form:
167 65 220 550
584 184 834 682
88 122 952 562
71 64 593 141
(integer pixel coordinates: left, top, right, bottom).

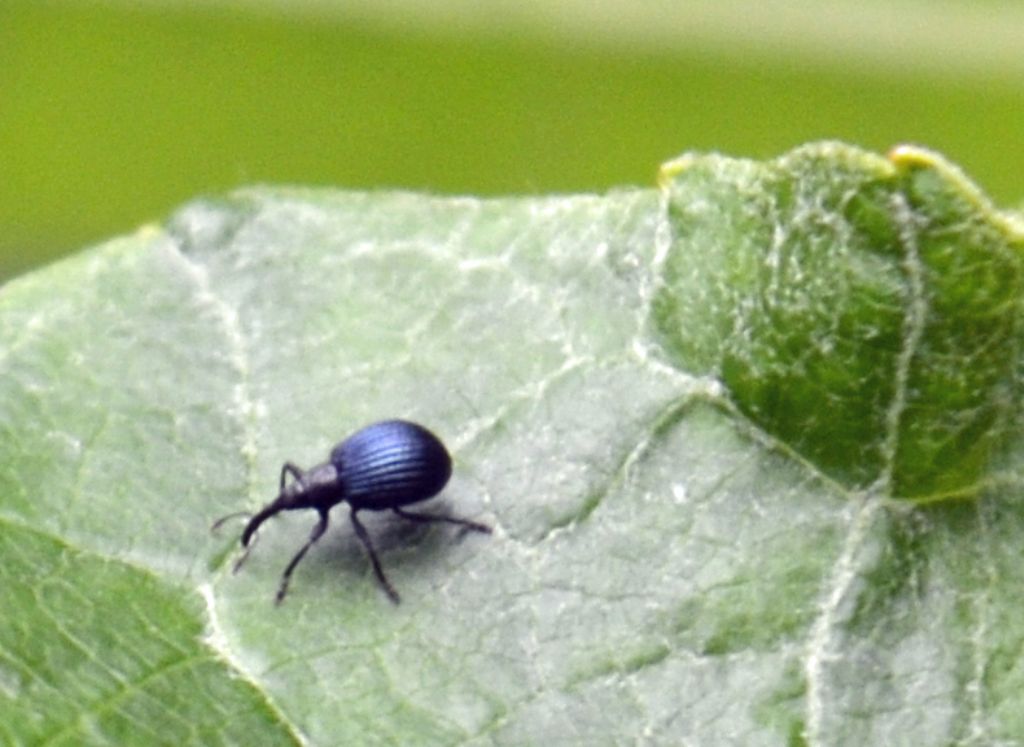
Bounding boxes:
280 462 305 492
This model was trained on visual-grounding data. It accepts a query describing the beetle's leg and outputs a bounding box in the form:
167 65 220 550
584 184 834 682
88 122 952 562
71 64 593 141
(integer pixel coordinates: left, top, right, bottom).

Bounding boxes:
393 507 491 535
274 510 330 605
280 462 305 492
350 509 401 604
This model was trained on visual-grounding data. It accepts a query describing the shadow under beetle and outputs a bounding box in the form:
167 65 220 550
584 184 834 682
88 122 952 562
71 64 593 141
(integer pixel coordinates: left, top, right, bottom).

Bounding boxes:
213 419 491 604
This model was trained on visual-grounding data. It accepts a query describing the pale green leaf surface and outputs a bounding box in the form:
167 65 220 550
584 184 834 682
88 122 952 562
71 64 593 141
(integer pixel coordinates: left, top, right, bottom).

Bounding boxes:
2 143 1023 745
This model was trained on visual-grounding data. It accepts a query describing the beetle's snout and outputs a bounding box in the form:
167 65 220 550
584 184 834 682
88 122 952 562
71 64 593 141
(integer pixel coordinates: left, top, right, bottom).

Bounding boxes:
240 500 284 546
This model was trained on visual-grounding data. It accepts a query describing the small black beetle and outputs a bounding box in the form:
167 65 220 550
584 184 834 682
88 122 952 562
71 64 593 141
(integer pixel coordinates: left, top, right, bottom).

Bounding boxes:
214 420 490 604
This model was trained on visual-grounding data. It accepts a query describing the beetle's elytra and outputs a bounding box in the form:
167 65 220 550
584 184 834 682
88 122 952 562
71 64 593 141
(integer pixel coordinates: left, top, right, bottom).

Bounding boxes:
213 420 491 604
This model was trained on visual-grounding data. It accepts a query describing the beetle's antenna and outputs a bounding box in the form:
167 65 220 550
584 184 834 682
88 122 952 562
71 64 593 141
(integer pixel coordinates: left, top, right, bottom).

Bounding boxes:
222 495 289 573
210 511 252 533
232 533 259 573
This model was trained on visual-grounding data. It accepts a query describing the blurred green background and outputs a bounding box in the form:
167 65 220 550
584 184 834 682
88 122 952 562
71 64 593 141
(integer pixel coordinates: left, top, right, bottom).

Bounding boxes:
2 0 1023 281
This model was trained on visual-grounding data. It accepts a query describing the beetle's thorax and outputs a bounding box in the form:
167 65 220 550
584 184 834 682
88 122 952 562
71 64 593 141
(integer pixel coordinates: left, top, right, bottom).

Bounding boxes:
280 461 344 510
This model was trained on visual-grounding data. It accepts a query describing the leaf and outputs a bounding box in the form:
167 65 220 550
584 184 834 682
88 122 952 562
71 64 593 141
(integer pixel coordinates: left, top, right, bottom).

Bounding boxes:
655 144 1024 501
1 142 1023 745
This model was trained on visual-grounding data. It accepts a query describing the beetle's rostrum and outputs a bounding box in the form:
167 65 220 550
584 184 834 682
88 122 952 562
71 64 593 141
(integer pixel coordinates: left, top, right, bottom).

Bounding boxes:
213 419 491 604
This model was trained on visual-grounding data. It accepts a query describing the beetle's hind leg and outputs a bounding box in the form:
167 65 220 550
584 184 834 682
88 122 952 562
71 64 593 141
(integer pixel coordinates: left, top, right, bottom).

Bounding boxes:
393 507 491 535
